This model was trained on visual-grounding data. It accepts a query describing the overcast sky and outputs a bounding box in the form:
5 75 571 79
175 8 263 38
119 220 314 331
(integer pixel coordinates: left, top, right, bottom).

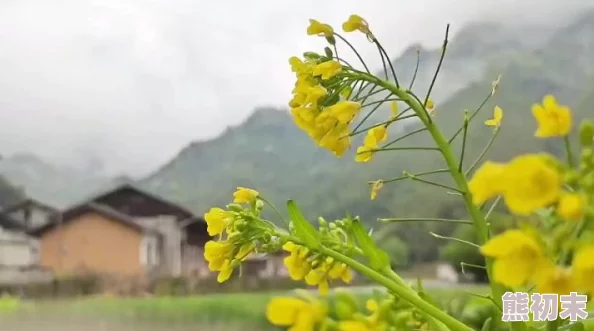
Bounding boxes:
0 0 590 176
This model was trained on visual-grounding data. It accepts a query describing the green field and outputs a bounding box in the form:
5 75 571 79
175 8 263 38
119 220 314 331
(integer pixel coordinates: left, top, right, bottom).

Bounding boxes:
0 286 592 331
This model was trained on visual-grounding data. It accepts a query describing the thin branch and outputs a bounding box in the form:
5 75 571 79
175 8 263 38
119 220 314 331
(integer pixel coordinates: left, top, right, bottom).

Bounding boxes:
334 33 370 73
380 218 473 225
376 169 449 184
352 87 388 102
484 195 502 221
362 98 404 108
374 40 399 87
409 48 421 90
449 92 492 143
376 43 389 80
458 111 469 173
382 127 427 149
407 175 463 193
349 114 416 137
425 24 450 106
465 128 500 176
373 146 439 152
351 94 392 133
430 232 480 248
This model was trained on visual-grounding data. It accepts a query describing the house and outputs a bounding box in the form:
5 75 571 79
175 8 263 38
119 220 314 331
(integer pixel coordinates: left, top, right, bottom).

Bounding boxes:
2 198 58 230
0 213 52 285
30 184 210 279
31 202 163 278
0 213 37 267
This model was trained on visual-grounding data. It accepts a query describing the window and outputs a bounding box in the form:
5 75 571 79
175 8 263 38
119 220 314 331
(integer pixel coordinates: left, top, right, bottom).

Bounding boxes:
140 236 160 266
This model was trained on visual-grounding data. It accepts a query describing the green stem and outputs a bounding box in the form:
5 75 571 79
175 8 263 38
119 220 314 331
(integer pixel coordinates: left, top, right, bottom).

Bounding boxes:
564 135 575 169
466 128 500 176
381 127 426 149
361 72 515 326
377 169 449 184
319 246 474 331
380 218 473 225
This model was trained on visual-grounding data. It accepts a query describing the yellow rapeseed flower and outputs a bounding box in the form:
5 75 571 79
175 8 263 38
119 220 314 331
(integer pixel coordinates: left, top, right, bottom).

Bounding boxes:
318 124 351 157
572 245 594 295
328 262 354 284
312 60 342 80
204 240 236 282
356 146 374 163
468 161 506 205
307 19 334 38
233 187 259 204
532 95 572 138
533 263 576 296
338 321 374 331
500 154 562 215
556 192 586 222
480 230 546 287
291 107 317 133
289 56 312 77
355 127 386 163
369 126 388 144
305 266 331 295
204 207 232 236
485 106 503 128
283 242 311 281
342 15 370 34
266 296 327 331
370 180 384 200
327 101 361 124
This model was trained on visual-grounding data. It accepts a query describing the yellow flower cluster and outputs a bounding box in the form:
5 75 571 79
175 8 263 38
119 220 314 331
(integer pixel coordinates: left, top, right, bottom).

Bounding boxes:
289 53 361 156
290 16 387 159
473 94 594 296
266 294 328 331
481 230 594 296
202 187 260 282
337 299 387 331
470 95 580 216
283 242 353 295
469 153 564 216
266 292 388 331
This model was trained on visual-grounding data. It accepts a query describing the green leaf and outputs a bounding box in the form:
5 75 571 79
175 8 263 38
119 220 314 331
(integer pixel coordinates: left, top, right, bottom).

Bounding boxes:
480 317 492 331
560 322 585 331
287 200 321 249
350 218 390 270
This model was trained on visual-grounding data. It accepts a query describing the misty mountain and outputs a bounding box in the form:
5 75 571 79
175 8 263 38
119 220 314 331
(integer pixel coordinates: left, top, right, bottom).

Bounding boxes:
0 153 112 207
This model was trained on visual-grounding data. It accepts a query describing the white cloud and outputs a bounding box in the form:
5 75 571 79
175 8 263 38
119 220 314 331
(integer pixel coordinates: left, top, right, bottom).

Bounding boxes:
0 0 589 175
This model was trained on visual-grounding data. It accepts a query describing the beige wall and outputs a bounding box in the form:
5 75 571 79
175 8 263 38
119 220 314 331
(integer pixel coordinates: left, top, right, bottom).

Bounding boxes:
39 212 144 277
0 228 39 267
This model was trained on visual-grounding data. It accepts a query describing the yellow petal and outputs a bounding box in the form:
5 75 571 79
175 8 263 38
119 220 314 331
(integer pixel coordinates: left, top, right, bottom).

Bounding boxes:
468 161 506 205
266 297 307 326
493 256 533 287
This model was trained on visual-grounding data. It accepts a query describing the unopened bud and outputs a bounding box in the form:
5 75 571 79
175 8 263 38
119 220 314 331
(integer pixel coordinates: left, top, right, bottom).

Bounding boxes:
303 52 321 60
255 199 264 210
226 204 244 213
581 148 593 164
324 47 333 58
564 170 580 185
579 120 594 147
318 217 328 228
334 291 359 319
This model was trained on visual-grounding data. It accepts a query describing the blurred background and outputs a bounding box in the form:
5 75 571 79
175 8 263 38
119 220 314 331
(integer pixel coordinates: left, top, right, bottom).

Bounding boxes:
0 0 593 329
